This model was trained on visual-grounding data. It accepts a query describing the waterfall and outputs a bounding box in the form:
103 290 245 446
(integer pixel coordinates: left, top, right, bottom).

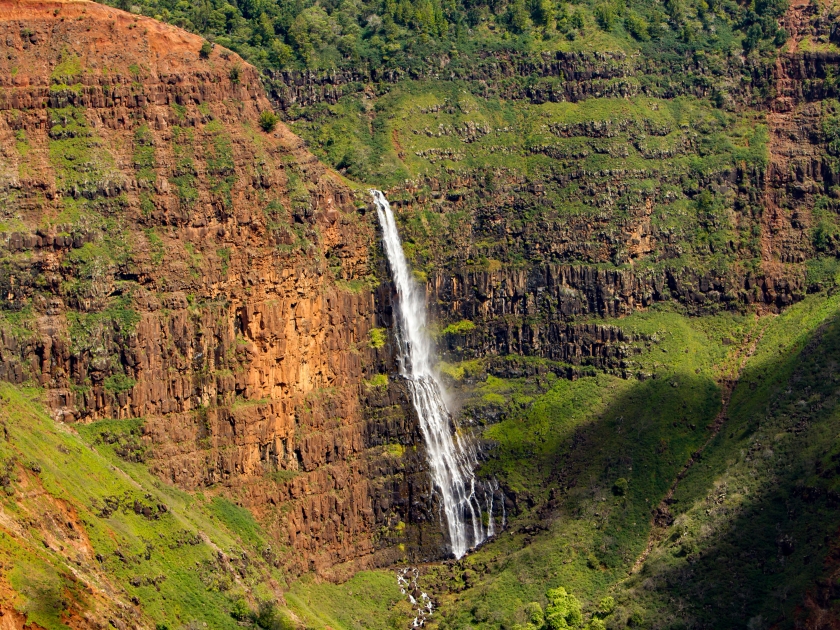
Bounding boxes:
372 189 494 559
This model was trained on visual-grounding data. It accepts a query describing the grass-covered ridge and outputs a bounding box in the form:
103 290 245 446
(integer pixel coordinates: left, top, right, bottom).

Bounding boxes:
0 384 293 628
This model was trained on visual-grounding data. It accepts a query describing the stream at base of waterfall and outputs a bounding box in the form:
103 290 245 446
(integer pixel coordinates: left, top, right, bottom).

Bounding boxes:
372 190 504 560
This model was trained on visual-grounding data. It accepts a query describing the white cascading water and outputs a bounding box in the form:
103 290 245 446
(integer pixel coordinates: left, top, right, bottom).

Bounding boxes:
372 189 496 559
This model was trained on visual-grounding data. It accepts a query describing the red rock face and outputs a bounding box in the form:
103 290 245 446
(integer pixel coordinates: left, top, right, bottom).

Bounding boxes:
0 0 439 577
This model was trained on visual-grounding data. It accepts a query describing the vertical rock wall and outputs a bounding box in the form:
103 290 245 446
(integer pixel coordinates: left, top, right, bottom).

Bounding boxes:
0 0 442 577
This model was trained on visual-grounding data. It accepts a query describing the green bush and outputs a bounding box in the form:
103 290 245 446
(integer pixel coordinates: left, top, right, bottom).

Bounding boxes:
625 13 650 40
229 64 241 83
524 601 545 626
628 610 645 627
199 40 213 58
254 601 295 630
544 587 583 629
369 327 387 349
103 374 136 395
259 110 279 132
365 374 388 388
612 477 628 496
597 596 616 617
442 320 476 335
230 597 250 621
594 3 617 30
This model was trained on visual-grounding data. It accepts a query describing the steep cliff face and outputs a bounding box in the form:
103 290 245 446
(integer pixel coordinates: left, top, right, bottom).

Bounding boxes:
0 0 438 578
303 34 840 375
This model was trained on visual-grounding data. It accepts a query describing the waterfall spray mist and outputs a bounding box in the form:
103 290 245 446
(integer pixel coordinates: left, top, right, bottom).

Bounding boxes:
372 189 497 558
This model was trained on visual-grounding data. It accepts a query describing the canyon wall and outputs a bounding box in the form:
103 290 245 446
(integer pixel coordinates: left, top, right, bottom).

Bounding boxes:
0 0 443 578
307 26 840 374
2 0 840 586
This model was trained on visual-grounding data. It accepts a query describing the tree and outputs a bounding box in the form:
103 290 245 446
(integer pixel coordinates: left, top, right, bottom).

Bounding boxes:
252 11 276 45
743 22 763 51
269 38 294 67
199 40 213 58
532 0 555 29
525 602 545 627
625 12 650 40
517 587 616 630
597 597 616 617
253 601 295 630
594 3 616 31
507 0 532 33
544 587 583 629
287 6 340 65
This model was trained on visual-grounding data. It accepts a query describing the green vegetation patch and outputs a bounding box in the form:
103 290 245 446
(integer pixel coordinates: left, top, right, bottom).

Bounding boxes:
369 327 387 349
441 319 477 336
286 571 404 630
50 52 83 85
48 107 120 197
133 124 157 185
0 384 284 628
205 121 238 209
170 126 199 208
365 373 389 388
613 293 840 627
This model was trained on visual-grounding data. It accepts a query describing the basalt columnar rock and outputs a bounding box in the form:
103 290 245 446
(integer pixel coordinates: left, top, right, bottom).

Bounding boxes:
0 0 445 578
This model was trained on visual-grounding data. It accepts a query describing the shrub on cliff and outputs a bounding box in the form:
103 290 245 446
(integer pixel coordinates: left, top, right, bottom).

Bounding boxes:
612 477 628 496
254 601 295 630
442 320 476 336
259 110 279 132
103 373 136 395
369 327 387 348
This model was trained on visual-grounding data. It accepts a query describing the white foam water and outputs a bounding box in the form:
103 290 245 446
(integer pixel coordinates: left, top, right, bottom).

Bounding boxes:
372 189 495 559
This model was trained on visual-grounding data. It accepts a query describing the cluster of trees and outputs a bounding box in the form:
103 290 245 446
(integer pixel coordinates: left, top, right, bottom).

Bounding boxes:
108 0 789 71
513 587 625 630
110 0 464 69
590 0 788 50
505 0 585 37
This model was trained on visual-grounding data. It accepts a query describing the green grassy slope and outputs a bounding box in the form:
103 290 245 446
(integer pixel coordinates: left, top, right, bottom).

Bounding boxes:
415 294 840 629
620 292 840 627
0 384 413 629
0 384 286 628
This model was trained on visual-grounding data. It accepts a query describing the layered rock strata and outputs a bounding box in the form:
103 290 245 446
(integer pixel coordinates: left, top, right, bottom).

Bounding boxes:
0 0 441 577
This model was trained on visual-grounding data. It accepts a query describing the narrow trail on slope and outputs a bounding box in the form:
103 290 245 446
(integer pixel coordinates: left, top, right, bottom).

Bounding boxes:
630 319 771 574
